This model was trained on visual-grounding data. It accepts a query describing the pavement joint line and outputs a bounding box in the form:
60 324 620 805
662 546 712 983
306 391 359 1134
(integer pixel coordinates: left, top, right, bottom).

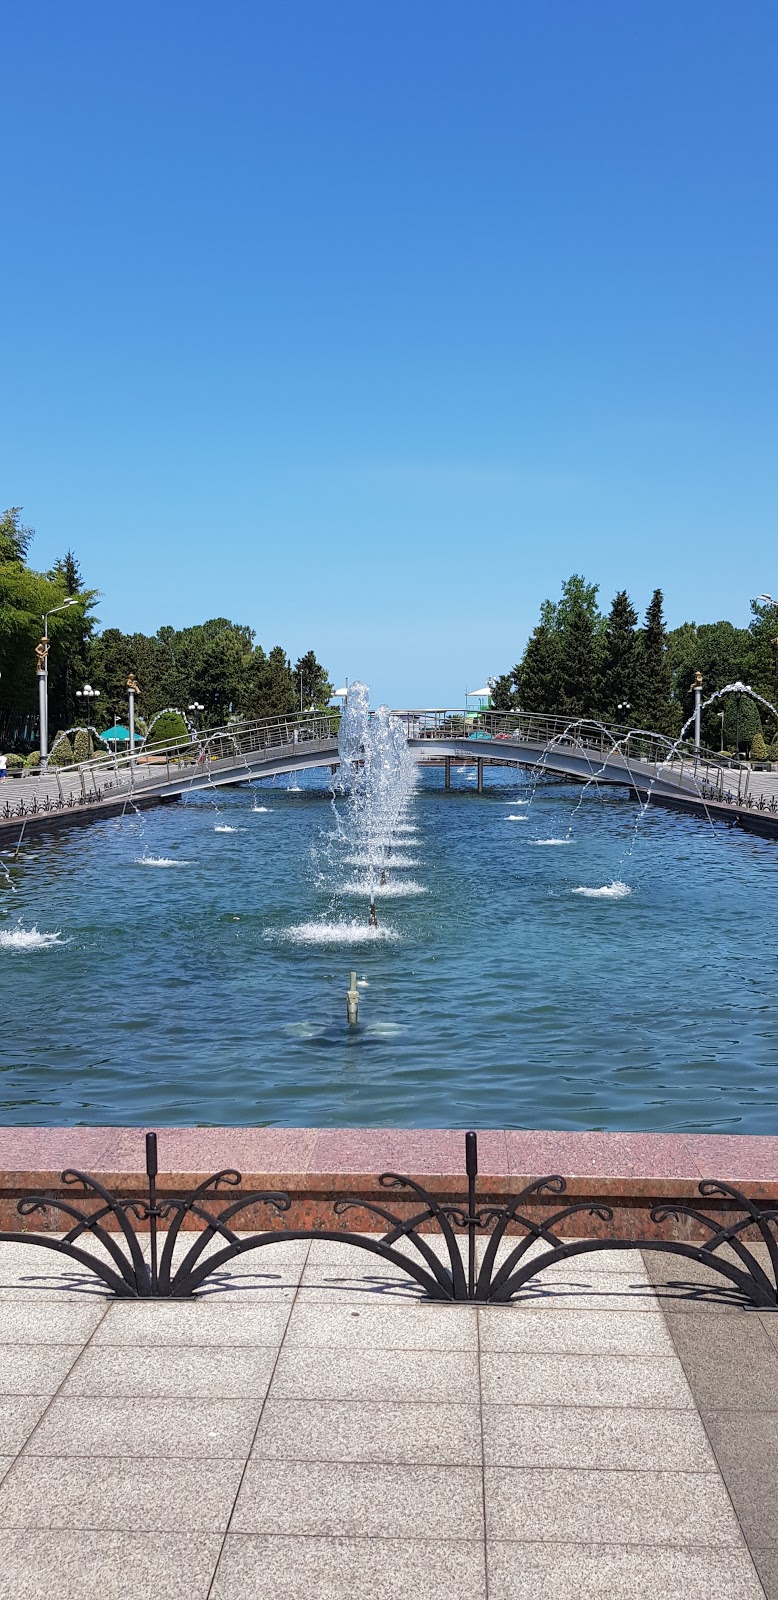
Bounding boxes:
641 1247 771 1597
8 1294 112 1466
205 1236 312 1600
476 1292 490 1599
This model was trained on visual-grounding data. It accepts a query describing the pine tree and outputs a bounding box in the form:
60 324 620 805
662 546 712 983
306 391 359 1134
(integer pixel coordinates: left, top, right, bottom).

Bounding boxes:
560 602 597 717
293 650 333 710
489 670 519 711
634 590 673 733
48 551 83 593
599 591 639 721
517 625 561 713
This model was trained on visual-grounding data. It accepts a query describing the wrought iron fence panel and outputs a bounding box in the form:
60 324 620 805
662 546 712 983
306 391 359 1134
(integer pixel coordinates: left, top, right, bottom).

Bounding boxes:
1 1131 776 1306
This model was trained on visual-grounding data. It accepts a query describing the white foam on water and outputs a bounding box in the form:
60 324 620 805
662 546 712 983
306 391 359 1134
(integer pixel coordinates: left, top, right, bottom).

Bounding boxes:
343 854 420 868
393 824 419 833
285 920 399 945
136 856 191 867
506 815 529 822
343 879 427 898
357 977 369 988
505 798 529 805
365 1021 404 1036
0 925 66 950
531 838 572 846
573 880 632 899
284 1021 321 1038
252 806 272 813
214 825 239 833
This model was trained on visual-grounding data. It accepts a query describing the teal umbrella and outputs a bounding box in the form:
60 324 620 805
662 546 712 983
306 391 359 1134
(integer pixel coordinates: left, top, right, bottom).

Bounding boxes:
99 724 142 743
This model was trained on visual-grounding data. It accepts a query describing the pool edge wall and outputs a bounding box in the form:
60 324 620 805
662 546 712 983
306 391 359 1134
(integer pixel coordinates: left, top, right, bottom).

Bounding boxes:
0 1126 775 1241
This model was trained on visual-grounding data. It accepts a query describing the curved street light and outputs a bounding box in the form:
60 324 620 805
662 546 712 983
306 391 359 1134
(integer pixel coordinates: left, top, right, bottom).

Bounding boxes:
39 597 78 763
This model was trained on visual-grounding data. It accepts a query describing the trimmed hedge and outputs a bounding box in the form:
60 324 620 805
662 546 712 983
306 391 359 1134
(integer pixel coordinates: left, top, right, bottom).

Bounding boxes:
49 732 75 767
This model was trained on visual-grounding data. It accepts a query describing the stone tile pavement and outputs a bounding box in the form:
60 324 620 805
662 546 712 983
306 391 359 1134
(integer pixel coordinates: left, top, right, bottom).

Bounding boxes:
0 1236 772 1598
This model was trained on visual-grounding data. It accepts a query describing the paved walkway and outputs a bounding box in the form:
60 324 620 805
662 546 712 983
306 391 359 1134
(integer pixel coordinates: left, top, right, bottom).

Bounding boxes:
0 1236 773 1598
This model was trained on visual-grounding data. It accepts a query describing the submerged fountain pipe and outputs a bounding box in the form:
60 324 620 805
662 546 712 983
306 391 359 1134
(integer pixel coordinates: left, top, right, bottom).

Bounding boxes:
346 971 360 1025
369 898 378 927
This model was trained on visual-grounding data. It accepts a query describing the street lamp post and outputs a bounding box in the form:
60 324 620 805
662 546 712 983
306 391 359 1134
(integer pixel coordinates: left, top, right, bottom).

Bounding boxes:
127 676 140 761
188 701 204 733
718 710 725 754
76 685 101 753
39 597 78 763
691 672 703 753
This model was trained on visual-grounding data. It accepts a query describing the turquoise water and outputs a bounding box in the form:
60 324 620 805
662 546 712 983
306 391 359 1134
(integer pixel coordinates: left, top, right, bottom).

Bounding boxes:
0 765 776 1132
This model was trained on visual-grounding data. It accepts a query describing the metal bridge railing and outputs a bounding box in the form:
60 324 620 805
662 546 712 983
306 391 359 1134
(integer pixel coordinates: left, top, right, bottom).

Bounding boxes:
396 709 752 803
8 705 759 814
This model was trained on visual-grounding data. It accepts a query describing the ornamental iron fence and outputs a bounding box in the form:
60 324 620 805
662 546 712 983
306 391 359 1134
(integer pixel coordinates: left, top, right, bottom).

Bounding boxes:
3 1131 777 1307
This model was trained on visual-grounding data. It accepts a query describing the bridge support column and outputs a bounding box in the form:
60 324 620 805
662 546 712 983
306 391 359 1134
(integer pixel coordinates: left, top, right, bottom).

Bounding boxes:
444 757 451 790
477 759 484 793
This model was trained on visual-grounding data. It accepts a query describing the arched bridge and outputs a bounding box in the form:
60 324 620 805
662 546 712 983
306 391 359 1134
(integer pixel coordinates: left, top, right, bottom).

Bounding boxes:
3 707 772 841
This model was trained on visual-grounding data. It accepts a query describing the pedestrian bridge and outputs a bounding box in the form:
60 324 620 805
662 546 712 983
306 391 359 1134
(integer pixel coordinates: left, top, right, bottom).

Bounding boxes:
4 708 758 831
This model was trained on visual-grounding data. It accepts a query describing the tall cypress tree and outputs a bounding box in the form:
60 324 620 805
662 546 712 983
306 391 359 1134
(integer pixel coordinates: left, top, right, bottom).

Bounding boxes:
635 589 673 733
600 590 638 721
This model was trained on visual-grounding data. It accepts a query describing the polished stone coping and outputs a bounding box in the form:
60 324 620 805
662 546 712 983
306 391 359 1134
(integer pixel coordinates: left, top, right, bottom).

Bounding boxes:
0 1125 776 1242
0 1125 776 1186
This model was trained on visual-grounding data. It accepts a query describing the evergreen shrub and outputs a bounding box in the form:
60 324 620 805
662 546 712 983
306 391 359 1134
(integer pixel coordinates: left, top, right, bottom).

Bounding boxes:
49 733 74 766
146 711 190 748
73 728 92 763
750 732 768 762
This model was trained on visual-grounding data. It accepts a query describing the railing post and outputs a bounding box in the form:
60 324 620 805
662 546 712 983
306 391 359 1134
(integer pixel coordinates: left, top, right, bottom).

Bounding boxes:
146 1132 159 1294
465 1131 478 1300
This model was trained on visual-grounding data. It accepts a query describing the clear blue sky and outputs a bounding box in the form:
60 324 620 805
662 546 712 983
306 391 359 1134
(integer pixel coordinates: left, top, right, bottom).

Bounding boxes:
2 2 776 706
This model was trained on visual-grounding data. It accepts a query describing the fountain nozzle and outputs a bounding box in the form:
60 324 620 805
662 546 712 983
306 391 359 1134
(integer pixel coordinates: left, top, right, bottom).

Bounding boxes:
346 970 360 1025
369 899 378 927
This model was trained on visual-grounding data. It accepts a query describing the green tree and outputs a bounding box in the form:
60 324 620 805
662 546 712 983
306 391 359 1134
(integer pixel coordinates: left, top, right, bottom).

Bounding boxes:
146 710 190 748
0 556 96 739
745 599 778 728
557 576 602 717
517 622 561 713
666 619 754 744
0 507 34 564
293 650 333 710
244 645 296 718
47 551 83 594
489 670 519 711
49 731 75 766
73 728 94 763
599 591 638 721
634 590 673 734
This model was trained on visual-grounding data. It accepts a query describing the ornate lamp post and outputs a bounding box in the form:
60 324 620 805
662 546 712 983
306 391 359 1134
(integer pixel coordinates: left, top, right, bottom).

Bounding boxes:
76 684 101 751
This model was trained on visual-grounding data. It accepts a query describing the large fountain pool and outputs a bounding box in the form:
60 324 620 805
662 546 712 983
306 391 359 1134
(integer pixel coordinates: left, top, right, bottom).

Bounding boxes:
1 764 776 1132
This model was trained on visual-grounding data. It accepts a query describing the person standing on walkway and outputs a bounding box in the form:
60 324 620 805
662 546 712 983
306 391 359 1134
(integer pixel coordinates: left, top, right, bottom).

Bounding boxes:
0 753 6 781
